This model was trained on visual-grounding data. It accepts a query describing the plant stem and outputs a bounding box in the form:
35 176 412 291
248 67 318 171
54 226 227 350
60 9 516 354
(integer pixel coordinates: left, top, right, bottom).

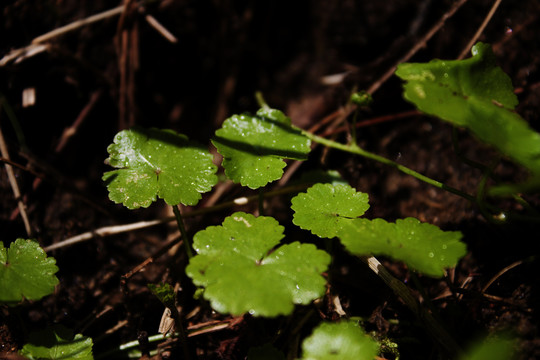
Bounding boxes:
362 256 461 356
172 205 193 259
255 91 270 110
304 131 476 203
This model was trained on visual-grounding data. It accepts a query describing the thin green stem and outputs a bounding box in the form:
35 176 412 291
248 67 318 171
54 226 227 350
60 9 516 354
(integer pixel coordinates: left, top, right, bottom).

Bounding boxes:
304 131 476 203
172 205 193 259
451 127 493 174
255 91 270 110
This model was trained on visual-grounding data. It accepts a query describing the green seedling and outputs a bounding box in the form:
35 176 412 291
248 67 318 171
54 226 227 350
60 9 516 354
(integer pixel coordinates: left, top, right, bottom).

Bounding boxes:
0 239 59 305
20 325 94 360
186 212 331 317
299 320 379 360
212 108 311 189
96 42 528 358
396 42 540 194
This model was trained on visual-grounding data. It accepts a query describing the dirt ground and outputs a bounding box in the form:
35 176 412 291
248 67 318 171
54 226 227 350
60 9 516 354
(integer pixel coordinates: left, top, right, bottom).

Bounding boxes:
1 0 540 359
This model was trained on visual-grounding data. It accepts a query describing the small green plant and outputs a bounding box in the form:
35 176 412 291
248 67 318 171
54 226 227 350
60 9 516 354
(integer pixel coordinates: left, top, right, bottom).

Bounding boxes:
93 42 537 358
3 42 530 359
100 110 469 356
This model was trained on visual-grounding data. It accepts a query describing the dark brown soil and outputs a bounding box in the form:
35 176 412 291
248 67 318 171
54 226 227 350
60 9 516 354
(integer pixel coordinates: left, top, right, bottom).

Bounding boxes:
1 1 540 359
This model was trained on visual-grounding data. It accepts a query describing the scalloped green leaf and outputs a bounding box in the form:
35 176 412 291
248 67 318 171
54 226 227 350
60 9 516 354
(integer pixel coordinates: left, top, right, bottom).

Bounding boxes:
395 42 540 188
20 325 93 360
212 108 311 189
300 320 379 360
0 239 59 305
103 126 217 209
291 183 370 238
339 217 466 277
186 212 330 317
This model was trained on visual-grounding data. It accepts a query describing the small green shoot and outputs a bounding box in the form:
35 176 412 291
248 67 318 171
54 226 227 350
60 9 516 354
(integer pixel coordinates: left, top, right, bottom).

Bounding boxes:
212 108 311 189
186 212 331 316
0 239 59 305
291 183 370 238
19 325 94 360
103 126 217 209
350 91 373 107
300 320 379 360
395 42 540 193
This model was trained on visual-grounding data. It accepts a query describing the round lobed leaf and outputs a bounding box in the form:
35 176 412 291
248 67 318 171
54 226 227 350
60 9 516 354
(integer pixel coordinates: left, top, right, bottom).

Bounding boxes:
291 183 370 238
339 217 466 278
0 239 59 305
300 320 379 360
103 126 217 209
186 212 331 317
212 108 311 189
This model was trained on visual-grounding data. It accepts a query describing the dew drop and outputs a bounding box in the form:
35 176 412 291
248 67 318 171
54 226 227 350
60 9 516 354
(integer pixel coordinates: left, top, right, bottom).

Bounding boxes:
442 244 448 250
428 252 435 258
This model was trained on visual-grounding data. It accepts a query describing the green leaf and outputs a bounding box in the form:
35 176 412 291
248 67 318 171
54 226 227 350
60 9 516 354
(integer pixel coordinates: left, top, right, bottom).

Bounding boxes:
186 212 330 317
291 183 370 238
103 126 217 209
395 42 540 185
300 320 379 360
339 218 466 277
20 325 93 360
212 108 311 189
0 239 59 305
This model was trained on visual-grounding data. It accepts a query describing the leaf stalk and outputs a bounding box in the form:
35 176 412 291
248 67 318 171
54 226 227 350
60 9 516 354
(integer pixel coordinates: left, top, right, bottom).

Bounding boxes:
172 205 193 259
304 131 476 203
